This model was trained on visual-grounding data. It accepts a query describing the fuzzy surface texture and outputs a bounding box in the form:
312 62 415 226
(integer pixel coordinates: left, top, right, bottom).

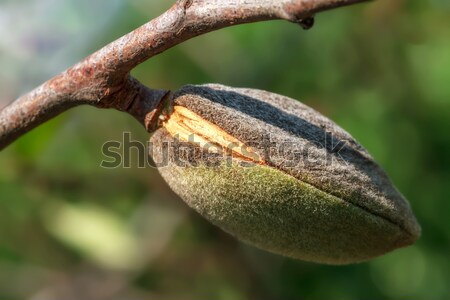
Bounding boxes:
150 84 420 264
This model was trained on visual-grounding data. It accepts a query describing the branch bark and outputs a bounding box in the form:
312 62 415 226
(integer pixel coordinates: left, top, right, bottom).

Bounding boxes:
0 0 368 150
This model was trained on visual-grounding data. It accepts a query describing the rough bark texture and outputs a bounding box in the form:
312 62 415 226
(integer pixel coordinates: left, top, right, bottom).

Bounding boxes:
0 0 368 150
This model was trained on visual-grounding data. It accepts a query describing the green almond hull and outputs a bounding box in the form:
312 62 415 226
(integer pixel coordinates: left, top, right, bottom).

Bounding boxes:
150 84 420 264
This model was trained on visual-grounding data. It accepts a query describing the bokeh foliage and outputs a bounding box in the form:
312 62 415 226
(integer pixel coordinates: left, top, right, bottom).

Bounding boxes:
0 0 449 299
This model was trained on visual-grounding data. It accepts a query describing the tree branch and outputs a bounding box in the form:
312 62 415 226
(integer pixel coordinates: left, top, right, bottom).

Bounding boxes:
0 0 369 150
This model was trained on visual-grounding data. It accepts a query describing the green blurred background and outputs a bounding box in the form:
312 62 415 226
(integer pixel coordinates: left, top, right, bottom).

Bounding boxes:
0 0 449 299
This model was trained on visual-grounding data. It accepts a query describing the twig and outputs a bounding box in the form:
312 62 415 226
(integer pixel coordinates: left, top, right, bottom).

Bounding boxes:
0 0 368 150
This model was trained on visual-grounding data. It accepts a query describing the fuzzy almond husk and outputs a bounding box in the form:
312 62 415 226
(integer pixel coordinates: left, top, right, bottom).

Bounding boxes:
150 84 421 264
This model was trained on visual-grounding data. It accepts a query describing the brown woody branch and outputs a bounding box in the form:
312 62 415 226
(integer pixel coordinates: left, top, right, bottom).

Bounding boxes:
0 0 368 150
